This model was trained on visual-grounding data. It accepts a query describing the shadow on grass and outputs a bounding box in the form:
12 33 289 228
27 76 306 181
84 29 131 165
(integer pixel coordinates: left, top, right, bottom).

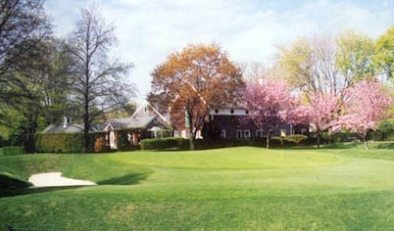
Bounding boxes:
376 142 394 149
97 172 151 185
0 174 32 189
0 185 90 198
319 142 361 149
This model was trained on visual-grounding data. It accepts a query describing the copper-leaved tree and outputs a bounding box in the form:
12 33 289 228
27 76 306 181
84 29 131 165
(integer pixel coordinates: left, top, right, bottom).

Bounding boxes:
148 44 245 150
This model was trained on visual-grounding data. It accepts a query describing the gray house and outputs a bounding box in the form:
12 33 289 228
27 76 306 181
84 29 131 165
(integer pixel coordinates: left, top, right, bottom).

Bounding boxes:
41 101 172 150
104 101 172 149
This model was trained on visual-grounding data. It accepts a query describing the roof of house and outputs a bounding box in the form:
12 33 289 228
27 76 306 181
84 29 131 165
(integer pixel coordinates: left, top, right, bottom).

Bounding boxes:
105 101 171 130
42 124 84 133
41 101 171 133
106 115 156 130
42 124 104 134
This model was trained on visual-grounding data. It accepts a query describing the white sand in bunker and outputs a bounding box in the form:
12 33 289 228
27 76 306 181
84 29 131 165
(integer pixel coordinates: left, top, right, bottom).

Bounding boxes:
28 172 96 187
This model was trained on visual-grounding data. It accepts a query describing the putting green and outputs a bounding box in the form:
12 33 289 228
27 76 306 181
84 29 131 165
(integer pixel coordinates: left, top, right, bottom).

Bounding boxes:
1 145 394 230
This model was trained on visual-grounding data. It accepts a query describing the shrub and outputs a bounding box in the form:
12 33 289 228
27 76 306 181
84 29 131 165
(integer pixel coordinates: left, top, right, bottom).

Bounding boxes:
299 137 317 146
268 137 282 147
378 119 394 141
140 137 189 150
270 137 295 148
286 134 308 145
36 132 108 153
2 146 24 156
36 133 83 153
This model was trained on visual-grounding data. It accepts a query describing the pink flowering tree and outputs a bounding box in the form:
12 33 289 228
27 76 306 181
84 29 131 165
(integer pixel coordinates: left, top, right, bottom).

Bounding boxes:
244 79 294 148
305 92 340 148
332 79 392 149
285 101 311 130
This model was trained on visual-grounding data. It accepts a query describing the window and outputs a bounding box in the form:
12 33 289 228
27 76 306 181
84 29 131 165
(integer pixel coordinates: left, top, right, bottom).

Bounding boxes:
174 130 179 137
301 128 306 135
236 130 243 139
245 110 249 114
215 109 219 114
244 130 251 139
255 129 264 138
220 129 226 138
230 109 234 114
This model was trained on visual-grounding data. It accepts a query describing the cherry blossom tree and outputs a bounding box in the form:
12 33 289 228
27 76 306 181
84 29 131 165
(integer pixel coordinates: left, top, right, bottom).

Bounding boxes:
332 79 392 149
305 92 340 148
244 79 294 148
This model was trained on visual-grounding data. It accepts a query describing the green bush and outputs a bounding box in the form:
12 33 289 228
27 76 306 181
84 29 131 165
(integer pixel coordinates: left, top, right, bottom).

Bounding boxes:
140 137 189 150
2 146 24 156
36 132 108 153
378 119 394 141
194 138 267 149
286 134 308 145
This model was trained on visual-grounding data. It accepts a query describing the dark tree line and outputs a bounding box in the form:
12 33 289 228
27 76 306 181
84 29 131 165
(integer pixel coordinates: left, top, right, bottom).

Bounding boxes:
0 1 135 152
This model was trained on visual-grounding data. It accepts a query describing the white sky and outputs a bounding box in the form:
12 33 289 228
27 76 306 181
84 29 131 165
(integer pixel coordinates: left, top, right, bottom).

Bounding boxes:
45 0 394 101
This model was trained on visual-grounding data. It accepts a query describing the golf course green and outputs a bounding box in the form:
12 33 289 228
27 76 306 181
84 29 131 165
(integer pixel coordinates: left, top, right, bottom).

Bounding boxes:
1 143 394 230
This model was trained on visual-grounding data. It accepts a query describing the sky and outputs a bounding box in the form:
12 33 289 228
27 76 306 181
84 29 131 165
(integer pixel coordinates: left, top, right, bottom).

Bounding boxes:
45 0 394 101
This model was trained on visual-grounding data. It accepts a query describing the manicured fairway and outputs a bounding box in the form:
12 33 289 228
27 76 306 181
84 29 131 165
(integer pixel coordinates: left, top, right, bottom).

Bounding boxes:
1 144 394 230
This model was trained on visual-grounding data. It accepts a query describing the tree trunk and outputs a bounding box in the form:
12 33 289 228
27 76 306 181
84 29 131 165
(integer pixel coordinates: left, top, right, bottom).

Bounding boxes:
83 100 90 153
23 111 38 153
24 123 37 153
363 133 369 150
187 110 196 151
316 131 321 149
266 131 271 149
189 136 195 151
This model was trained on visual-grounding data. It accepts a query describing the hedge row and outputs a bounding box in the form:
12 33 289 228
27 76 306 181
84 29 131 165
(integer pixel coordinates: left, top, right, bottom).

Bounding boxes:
36 132 109 153
0 146 25 156
196 135 313 149
139 135 311 151
140 138 189 150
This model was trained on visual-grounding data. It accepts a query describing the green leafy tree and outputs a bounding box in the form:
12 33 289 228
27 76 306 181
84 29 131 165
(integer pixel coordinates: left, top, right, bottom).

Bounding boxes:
0 39 74 152
336 30 376 82
277 32 376 97
0 0 50 101
374 25 394 79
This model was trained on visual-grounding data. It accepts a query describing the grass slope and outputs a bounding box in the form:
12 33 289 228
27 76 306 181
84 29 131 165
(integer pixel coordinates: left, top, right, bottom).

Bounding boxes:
1 144 394 230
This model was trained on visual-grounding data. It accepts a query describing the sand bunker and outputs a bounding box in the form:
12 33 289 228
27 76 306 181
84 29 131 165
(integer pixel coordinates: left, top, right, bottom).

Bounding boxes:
28 172 96 187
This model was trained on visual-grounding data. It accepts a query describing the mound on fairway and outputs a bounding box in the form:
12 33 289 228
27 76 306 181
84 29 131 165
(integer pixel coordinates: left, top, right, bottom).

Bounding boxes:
1 145 394 230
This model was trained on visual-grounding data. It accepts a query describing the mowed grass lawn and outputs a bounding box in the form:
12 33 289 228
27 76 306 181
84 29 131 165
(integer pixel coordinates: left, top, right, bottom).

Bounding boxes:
1 144 394 230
